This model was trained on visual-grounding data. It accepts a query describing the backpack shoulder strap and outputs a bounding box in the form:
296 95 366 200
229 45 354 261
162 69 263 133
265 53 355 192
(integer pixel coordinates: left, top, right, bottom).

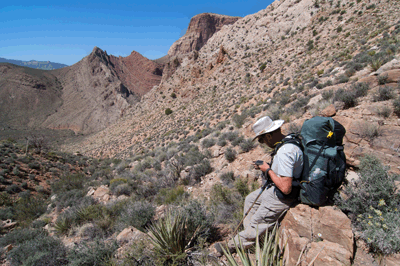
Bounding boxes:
270 133 303 165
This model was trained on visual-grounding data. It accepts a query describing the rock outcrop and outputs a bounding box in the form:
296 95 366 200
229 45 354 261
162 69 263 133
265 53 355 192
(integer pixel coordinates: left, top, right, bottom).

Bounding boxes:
280 204 354 266
168 13 240 56
109 51 163 96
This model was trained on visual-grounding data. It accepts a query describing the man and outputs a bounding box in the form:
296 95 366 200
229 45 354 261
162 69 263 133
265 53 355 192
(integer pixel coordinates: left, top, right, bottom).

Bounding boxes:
215 116 303 254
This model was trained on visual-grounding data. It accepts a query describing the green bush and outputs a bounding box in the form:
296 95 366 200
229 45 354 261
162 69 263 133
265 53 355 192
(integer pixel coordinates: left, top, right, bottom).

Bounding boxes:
190 159 212 183
393 96 400 116
373 86 395 102
225 147 237 163
117 200 155 232
165 108 173 115
220 171 236 185
334 88 357 109
239 138 255 153
356 121 380 140
156 185 188 205
335 155 400 254
181 199 218 244
68 239 118 266
201 138 216 148
375 106 392 118
378 74 389 85
12 195 47 225
7 232 68 266
51 173 85 193
352 82 370 97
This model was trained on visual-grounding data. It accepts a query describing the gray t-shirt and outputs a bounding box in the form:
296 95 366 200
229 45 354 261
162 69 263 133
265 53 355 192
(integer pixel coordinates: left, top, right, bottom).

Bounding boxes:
271 143 303 179
271 142 303 199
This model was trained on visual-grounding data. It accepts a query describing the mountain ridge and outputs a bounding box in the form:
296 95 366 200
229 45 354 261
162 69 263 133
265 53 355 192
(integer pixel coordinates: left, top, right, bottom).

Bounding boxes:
0 57 68 70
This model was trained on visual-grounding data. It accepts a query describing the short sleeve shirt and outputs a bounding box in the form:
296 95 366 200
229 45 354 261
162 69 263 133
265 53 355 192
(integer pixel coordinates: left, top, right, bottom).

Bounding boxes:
271 143 303 179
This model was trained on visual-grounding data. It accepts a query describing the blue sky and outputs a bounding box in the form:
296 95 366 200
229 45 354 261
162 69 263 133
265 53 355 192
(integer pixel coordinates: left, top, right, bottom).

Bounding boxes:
1 0 273 65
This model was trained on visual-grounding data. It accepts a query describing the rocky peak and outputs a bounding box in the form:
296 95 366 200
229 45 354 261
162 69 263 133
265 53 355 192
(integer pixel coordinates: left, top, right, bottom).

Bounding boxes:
168 13 240 56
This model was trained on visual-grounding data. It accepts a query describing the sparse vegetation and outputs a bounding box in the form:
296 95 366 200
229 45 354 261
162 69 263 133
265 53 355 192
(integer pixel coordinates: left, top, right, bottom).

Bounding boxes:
336 155 400 254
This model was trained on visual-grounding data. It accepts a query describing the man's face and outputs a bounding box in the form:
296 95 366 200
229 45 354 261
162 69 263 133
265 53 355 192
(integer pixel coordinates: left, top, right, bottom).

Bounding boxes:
258 133 273 147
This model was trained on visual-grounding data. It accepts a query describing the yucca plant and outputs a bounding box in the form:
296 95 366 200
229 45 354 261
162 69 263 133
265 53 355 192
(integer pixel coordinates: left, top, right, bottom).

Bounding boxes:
147 211 188 262
221 223 285 266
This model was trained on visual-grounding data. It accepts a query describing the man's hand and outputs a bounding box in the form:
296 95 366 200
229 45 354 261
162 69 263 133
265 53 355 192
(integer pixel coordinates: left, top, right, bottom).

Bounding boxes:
253 161 270 172
253 161 292 195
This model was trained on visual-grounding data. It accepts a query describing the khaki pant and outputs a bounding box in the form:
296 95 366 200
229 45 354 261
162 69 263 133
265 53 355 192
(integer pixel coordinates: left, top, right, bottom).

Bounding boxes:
228 187 296 249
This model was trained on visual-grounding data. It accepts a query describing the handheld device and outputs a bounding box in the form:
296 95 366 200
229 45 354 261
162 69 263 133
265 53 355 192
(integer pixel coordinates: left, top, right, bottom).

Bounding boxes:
254 160 264 165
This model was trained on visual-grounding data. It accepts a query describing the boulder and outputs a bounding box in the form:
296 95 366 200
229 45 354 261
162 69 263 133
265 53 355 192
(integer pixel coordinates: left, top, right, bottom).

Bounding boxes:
280 204 354 266
92 185 110 202
320 104 336 117
116 226 148 244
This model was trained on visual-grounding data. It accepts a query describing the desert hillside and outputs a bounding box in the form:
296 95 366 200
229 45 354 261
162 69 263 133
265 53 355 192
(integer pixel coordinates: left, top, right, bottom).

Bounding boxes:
68 0 400 174
1 0 400 265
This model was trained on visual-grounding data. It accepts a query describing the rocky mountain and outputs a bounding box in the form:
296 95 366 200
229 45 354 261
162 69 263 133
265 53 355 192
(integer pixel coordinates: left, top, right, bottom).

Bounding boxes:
1 0 400 265
0 57 68 70
0 47 164 135
0 63 63 130
168 13 240 57
68 0 400 176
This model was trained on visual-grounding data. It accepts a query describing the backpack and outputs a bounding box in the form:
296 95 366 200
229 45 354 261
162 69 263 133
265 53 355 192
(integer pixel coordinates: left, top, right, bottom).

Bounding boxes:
274 116 346 206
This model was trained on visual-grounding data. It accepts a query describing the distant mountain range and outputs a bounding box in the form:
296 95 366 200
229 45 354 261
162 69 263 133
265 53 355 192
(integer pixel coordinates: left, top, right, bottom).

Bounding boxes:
0 57 68 70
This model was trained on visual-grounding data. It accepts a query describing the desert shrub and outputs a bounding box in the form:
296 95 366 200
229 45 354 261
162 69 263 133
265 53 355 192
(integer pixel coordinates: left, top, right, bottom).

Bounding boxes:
51 173 85 193
68 239 118 266
352 82 370 97
336 74 349 84
221 131 239 142
239 138 255 153
113 183 133 197
181 199 218 244
232 113 247 128
6 184 21 194
179 146 202 165
209 184 243 225
27 161 41 170
156 185 188 205
117 200 155 232
335 155 400 254
373 86 395 102
334 88 357 109
217 138 227 147
225 147 236 163
231 135 244 147
201 138 216 148
55 189 87 209
7 231 68 266
190 159 212 183
165 108 173 115
11 195 47 225
220 171 236 185
393 96 400 116
378 74 389 85
375 106 392 118
356 121 380 140
234 178 251 198
0 228 46 248
287 96 310 114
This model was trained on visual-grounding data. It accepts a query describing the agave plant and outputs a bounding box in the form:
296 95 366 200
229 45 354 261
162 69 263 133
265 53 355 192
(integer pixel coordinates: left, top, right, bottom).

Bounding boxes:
221 223 285 266
147 211 188 260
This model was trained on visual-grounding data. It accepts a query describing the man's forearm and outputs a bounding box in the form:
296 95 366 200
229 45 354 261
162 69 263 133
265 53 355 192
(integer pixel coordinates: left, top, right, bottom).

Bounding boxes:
266 169 292 195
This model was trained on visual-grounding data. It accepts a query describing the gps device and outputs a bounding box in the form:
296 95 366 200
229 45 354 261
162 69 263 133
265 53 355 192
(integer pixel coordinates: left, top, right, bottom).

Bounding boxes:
254 160 264 165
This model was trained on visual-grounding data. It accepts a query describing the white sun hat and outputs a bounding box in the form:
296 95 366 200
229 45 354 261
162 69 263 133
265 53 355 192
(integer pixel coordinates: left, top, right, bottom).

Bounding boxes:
252 116 284 140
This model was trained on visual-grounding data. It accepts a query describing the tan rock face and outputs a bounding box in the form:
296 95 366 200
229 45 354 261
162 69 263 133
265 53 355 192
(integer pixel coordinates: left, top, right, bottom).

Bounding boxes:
168 13 240 56
116 226 148 244
280 204 354 266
